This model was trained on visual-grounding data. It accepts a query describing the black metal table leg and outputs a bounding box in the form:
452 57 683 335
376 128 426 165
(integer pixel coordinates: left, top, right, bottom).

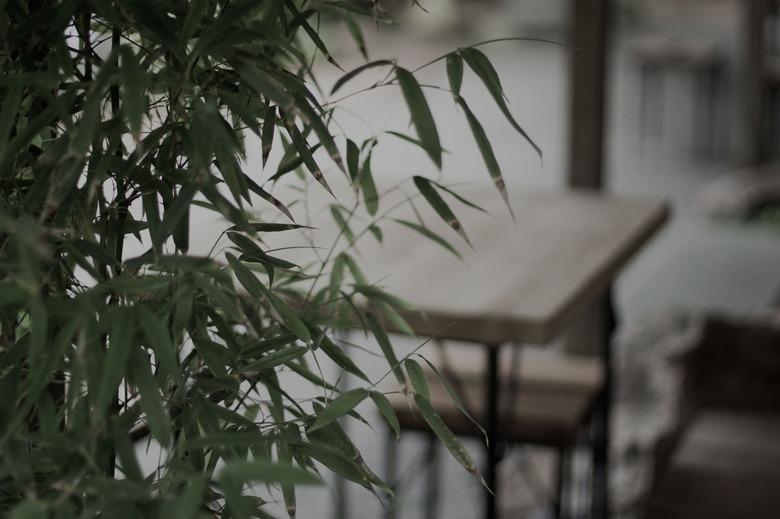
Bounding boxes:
591 289 617 519
485 344 500 519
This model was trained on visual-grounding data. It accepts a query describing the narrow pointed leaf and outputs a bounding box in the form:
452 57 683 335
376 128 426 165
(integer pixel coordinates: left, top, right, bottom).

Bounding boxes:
360 154 378 216
446 53 464 98
414 394 486 486
261 104 276 167
227 253 311 342
366 313 405 385
331 60 394 95
370 391 400 439
308 388 368 432
404 358 429 399
417 354 487 443
392 219 461 259
395 67 442 168
413 176 470 245
455 96 512 216
460 47 541 159
130 349 172 446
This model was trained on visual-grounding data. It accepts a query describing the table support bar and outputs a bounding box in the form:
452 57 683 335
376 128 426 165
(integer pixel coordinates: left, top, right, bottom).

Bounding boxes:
484 344 501 519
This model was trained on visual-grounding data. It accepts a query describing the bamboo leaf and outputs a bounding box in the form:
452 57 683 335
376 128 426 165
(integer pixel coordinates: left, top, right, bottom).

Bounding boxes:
446 53 464 98
331 60 394 95
366 313 405 385
392 219 462 259
310 326 370 383
284 119 334 196
308 388 368 432
360 153 378 216
220 460 321 486
414 394 486 487
241 346 308 372
346 139 360 183
413 176 470 245
227 253 311 343
95 309 134 418
261 104 276 167
455 96 512 216
330 205 354 244
417 354 487 444
459 47 541 159
135 306 179 382
8 500 47 519
395 67 442 168
404 358 429 399
129 349 172 446
119 46 146 138
369 391 400 440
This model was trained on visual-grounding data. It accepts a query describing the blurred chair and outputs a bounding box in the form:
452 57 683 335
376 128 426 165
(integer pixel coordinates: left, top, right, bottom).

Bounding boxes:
384 343 604 519
644 312 780 518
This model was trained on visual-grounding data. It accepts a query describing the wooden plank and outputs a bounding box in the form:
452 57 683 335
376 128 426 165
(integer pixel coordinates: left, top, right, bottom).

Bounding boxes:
266 187 668 345
355 189 669 344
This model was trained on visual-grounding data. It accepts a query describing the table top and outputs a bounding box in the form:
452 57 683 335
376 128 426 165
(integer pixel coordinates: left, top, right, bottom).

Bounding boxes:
350 188 669 345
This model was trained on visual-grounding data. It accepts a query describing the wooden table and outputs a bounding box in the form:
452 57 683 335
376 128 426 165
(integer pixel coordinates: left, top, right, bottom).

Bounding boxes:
273 186 669 518
352 187 669 519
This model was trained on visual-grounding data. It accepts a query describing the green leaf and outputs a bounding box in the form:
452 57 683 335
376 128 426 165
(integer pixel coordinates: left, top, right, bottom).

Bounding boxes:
341 10 368 59
460 47 541 159
342 253 367 285
228 231 298 269
370 391 400 440
227 253 311 342
245 176 295 221
277 426 297 519
375 300 414 336
330 204 354 244
413 176 470 245
331 60 394 95
392 219 462 259
329 254 346 296
235 222 311 233
8 500 47 519
159 184 198 244
417 354 487 443
353 285 414 311
170 476 207 519
284 118 334 196
310 327 370 382
395 67 442 168
241 346 308 372
308 388 368 432
455 96 512 216
130 348 172 446
360 153 378 216
0 83 22 146
346 139 360 183
414 394 485 486
119 46 146 137
261 104 276 167
220 459 321 486
366 313 405 385
107 276 173 293
446 53 464 98
404 358 429 399
95 309 134 418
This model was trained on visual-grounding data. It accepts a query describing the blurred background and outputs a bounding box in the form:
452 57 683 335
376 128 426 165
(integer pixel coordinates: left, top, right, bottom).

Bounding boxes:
248 1 780 518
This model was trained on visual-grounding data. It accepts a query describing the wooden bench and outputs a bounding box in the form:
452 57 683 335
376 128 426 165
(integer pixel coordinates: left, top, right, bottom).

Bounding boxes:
387 348 603 448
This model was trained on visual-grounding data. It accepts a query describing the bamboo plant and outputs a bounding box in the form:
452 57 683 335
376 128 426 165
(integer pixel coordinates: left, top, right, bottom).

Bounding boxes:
0 0 539 517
